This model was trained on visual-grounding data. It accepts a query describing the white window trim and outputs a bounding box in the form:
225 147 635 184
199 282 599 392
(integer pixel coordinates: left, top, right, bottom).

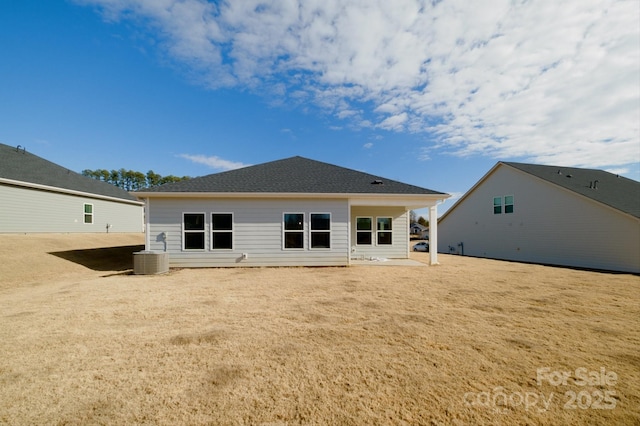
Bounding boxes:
211 212 234 251
504 195 514 214
83 203 94 225
283 212 305 250
355 216 373 246
376 216 393 246
493 196 503 214
182 212 206 251
310 212 331 250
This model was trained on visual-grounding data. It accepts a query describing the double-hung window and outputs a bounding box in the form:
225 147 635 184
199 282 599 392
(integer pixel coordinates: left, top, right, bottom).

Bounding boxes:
504 195 514 214
356 217 372 245
211 213 233 250
376 217 392 245
493 197 502 214
83 203 93 224
493 196 514 214
183 213 205 250
283 213 304 249
310 213 331 249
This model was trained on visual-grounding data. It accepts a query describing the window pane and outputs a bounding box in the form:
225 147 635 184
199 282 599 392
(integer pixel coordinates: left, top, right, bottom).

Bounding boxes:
311 213 330 230
184 213 205 230
84 214 93 224
185 232 205 250
493 197 502 206
212 232 232 249
357 231 372 245
377 217 392 231
212 213 232 230
504 196 514 213
84 204 92 214
285 232 303 249
284 214 304 230
356 217 371 230
494 206 502 214
311 232 330 248
377 231 392 245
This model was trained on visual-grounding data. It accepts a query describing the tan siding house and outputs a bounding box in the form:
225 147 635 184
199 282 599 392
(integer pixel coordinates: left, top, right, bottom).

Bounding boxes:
438 162 640 273
136 157 449 268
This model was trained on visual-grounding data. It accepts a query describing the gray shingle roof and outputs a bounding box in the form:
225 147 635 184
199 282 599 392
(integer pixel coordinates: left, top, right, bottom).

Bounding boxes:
139 156 446 195
0 143 139 202
504 162 640 218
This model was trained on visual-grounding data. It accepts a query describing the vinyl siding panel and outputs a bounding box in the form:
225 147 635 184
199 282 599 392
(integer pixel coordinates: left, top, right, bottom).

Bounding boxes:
146 198 350 267
350 206 409 260
439 165 640 273
0 183 143 233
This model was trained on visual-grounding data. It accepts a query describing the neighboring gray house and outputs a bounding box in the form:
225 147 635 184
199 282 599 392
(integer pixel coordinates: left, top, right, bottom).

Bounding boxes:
0 143 144 233
135 156 449 267
438 161 640 273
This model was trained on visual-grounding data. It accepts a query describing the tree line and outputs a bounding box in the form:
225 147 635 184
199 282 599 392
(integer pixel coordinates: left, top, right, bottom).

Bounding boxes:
81 169 190 191
410 210 429 227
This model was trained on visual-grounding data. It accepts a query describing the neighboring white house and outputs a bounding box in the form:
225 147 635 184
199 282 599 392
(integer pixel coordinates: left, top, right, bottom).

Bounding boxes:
410 222 428 239
438 161 640 273
135 156 449 267
0 143 144 233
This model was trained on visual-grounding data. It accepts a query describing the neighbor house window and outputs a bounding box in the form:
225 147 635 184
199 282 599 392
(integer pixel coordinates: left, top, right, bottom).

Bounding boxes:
504 195 514 214
183 213 205 250
494 196 514 214
83 203 93 224
310 213 331 249
377 217 392 245
356 217 372 245
493 197 502 214
211 213 233 250
283 213 304 249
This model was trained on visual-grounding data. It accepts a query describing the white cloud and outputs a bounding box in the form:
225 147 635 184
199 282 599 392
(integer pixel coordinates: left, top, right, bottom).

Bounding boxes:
378 112 408 131
363 142 373 149
178 154 250 171
418 147 430 161
79 0 640 169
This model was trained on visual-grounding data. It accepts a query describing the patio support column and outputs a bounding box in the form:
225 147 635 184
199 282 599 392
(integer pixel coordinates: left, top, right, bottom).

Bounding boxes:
429 204 438 265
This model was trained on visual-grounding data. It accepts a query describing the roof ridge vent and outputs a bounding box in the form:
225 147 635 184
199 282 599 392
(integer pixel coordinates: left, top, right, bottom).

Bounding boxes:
371 179 384 185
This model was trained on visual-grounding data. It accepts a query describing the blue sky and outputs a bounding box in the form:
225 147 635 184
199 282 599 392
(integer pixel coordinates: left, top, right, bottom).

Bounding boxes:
1 0 638 216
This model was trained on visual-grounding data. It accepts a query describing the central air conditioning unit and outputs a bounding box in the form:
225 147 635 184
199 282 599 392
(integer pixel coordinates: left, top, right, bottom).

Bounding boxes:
133 251 169 275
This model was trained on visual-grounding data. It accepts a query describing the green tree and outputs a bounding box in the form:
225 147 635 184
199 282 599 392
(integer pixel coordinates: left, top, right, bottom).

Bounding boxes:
82 168 190 189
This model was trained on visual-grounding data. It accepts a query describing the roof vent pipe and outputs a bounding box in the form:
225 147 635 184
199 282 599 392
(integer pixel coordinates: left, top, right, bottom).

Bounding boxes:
593 180 599 189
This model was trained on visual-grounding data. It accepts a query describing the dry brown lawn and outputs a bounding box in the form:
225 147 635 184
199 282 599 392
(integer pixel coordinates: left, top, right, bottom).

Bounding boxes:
0 234 638 425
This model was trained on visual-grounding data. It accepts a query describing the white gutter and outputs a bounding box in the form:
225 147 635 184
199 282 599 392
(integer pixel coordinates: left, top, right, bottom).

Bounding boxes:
0 177 144 206
134 190 449 204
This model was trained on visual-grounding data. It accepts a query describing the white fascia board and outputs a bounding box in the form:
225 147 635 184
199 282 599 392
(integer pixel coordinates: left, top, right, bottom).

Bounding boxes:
0 177 144 206
349 194 448 208
135 191 449 207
